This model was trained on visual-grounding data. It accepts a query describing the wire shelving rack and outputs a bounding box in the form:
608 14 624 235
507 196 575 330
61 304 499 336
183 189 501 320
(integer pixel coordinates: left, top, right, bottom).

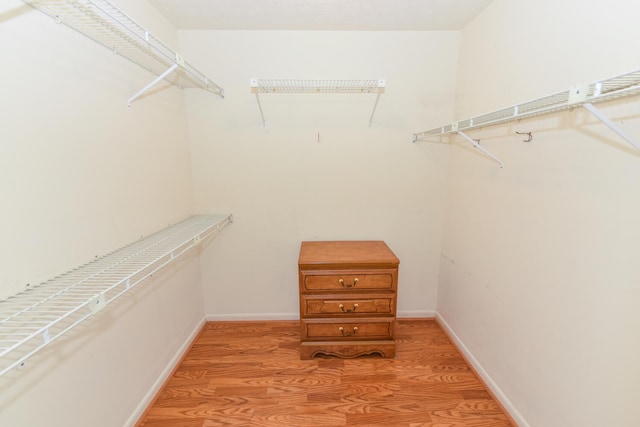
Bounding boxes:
413 68 640 167
23 0 224 106
250 78 386 126
0 214 232 377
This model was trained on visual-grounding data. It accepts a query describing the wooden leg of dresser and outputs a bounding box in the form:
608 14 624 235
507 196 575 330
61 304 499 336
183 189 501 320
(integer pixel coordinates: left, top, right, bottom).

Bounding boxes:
300 341 396 360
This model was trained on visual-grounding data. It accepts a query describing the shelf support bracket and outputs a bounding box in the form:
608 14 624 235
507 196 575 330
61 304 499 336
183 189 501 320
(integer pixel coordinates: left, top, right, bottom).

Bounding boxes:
582 103 640 151
368 80 386 126
127 63 179 108
457 131 505 168
369 92 382 127
255 93 266 127
250 79 266 126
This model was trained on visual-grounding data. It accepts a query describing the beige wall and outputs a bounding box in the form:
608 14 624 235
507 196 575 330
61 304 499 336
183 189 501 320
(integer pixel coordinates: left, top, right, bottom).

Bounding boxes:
438 0 640 426
0 1 206 426
178 30 458 320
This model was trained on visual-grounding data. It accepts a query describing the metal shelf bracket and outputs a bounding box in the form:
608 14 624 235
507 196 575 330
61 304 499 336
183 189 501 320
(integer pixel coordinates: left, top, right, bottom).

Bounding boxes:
457 130 505 168
250 79 267 126
582 102 640 151
369 79 386 126
127 63 178 107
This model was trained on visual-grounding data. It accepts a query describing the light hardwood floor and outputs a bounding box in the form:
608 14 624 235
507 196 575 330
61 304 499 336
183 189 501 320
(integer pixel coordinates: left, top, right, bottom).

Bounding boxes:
136 319 515 426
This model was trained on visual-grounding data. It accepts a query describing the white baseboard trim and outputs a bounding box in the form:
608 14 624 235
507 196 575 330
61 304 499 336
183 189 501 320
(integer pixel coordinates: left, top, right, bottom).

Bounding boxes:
397 309 436 318
435 312 529 427
205 310 436 321
124 317 206 427
206 312 299 321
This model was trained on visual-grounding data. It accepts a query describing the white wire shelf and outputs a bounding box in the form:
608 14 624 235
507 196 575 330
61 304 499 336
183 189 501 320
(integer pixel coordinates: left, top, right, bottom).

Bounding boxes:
250 78 386 126
0 214 232 377
413 67 640 167
251 79 385 94
23 0 224 106
414 68 640 139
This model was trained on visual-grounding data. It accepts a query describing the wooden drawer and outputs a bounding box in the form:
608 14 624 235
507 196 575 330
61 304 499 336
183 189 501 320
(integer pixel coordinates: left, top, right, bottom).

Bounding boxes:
301 319 394 341
301 271 396 292
301 294 395 317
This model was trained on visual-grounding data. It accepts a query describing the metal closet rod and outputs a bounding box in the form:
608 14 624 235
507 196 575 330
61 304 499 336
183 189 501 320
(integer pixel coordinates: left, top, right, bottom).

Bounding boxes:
413 67 640 167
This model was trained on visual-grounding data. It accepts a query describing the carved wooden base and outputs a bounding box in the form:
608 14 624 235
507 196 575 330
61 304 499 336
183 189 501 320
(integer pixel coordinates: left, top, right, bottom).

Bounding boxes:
300 340 396 360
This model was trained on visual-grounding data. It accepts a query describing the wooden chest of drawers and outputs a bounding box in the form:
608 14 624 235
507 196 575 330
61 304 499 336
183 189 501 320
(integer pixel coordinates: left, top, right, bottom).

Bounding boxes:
298 241 399 359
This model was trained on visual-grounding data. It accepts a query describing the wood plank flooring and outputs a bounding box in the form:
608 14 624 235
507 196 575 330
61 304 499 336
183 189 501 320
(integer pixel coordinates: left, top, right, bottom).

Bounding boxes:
136 319 514 427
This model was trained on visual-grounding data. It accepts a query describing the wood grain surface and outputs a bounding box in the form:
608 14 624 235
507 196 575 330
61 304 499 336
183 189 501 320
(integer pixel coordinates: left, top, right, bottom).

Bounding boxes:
136 319 514 426
298 241 400 269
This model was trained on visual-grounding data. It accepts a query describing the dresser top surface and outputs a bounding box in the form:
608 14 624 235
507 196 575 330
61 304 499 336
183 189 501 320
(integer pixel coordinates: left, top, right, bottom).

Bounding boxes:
299 241 399 267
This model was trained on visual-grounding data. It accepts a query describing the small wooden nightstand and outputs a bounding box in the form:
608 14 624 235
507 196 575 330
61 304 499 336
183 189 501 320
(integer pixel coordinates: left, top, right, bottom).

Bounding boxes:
298 241 399 359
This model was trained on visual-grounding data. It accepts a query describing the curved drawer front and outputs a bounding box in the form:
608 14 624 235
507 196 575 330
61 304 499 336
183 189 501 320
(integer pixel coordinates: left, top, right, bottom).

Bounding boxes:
302 295 395 316
302 272 395 292
302 319 394 340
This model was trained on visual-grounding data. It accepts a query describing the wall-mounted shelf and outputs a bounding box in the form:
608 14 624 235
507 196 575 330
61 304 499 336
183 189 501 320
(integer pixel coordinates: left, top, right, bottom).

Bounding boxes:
0 214 232 377
250 78 386 126
23 0 224 106
413 68 640 167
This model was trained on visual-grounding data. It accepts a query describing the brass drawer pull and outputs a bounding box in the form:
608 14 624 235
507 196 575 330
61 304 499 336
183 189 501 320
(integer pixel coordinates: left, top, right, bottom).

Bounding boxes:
339 303 358 313
338 326 358 337
338 278 359 288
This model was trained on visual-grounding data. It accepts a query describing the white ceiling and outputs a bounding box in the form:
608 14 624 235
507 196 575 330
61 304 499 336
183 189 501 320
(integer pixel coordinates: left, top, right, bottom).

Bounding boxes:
149 0 495 31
